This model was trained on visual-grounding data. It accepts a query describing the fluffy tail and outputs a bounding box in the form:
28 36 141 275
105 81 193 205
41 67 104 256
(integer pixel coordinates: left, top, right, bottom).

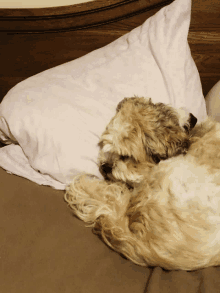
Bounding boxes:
64 174 148 266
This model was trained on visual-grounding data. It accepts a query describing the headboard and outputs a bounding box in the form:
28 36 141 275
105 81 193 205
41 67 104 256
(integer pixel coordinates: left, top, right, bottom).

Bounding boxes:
0 0 219 100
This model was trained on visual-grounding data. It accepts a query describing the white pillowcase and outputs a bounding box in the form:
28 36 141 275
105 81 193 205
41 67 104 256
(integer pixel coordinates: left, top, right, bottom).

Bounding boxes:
205 80 220 122
0 0 207 189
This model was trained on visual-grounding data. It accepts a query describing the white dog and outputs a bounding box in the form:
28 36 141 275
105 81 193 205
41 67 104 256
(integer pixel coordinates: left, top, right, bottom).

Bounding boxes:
65 97 220 271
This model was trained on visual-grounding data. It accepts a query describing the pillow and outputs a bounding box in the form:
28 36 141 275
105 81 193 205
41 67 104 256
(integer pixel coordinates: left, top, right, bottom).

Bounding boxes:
0 0 207 189
205 80 220 122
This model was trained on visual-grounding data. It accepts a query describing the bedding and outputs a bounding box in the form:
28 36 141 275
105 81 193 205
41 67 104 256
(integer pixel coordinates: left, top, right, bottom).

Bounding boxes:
205 80 220 122
1 0 220 292
0 0 207 189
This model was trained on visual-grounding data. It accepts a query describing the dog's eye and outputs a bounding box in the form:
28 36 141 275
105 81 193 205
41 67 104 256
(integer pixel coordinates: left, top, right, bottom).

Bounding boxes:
152 154 167 164
121 155 129 161
183 124 189 134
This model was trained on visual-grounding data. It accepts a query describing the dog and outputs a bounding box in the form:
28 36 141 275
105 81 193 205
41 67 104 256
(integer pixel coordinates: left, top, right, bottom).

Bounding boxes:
64 97 220 271
98 97 197 185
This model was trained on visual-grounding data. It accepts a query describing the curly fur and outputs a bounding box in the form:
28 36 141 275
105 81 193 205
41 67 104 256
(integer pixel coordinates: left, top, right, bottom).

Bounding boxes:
98 97 196 185
64 98 220 271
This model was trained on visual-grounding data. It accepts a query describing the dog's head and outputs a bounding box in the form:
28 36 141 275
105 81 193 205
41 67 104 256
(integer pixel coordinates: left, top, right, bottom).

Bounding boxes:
98 97 197 184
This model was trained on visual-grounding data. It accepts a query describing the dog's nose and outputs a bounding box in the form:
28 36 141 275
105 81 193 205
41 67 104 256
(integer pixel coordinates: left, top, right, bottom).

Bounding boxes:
189 113 197 129
101 163 113 175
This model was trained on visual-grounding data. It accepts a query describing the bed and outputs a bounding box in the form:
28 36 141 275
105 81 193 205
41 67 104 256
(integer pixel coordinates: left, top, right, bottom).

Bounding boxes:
0 0 220 292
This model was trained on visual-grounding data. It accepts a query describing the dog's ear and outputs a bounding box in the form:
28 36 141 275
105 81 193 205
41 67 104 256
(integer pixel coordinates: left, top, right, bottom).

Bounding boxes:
143 128 190 163
99 102 149 163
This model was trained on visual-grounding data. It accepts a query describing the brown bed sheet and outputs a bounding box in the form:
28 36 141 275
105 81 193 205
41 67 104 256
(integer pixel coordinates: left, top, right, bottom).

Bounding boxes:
1 166 220 293
0 166 148 293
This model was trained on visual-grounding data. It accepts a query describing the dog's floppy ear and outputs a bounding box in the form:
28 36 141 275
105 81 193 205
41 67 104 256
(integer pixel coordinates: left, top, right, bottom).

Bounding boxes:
100 99 150 162
143 124 191 163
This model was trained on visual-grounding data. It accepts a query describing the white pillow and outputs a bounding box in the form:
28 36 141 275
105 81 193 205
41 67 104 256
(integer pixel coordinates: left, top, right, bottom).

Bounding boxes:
0 0 207 189
205 80 220 122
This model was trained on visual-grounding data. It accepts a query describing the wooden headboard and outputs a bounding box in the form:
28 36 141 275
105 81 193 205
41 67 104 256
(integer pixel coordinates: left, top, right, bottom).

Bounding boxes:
0 0 219 100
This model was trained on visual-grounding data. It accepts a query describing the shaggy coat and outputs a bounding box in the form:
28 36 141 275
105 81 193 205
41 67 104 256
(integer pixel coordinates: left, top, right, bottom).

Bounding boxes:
64 98 220 271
